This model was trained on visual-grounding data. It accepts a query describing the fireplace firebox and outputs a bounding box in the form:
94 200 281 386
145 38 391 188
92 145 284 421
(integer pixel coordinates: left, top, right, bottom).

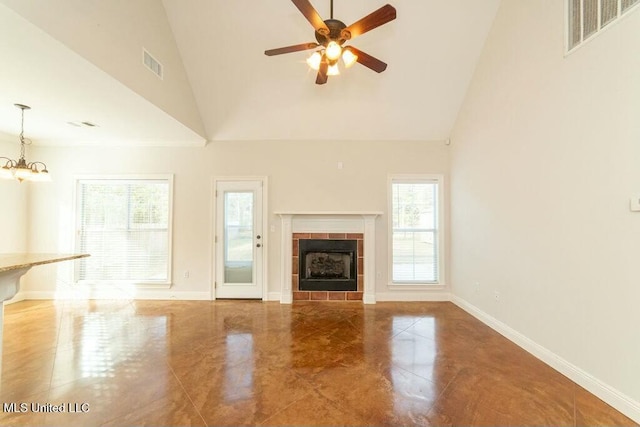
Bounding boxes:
299 239 357 291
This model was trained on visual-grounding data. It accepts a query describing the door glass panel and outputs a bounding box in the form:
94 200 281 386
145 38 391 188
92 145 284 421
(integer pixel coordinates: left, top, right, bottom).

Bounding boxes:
224 192 253 283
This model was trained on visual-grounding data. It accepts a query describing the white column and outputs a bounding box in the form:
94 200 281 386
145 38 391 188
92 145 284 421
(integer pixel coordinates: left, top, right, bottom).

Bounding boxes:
362 215 377 304
279 214 293 304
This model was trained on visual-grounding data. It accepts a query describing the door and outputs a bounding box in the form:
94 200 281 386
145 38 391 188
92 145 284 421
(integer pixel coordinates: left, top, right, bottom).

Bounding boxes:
215 180 264 299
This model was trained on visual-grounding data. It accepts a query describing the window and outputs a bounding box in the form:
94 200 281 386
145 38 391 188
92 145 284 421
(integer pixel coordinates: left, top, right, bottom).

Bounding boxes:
75 176 173 285
389 176 443 285
567 0 640 52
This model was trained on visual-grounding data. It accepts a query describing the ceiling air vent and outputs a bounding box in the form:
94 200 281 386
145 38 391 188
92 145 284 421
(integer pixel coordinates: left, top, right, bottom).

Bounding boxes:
67 121 99 128
143 48 163 79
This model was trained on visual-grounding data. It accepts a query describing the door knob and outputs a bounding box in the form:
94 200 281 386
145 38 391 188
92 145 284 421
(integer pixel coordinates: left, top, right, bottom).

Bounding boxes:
256 243 262 248
257 235 261 239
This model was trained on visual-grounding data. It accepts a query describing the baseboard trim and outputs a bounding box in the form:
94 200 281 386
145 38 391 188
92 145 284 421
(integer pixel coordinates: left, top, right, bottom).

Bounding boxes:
15 289 211 301
266 292 281 301
280 294 293 304
13 290 285 303
451 295 640 424
376 291 451 302
4 293 27 305
363 293 376 304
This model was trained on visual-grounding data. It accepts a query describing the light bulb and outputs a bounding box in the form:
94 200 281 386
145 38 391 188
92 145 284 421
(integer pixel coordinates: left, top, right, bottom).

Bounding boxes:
325 41 342 61
306 51 322 70
327 64 340 76
342 48 358 68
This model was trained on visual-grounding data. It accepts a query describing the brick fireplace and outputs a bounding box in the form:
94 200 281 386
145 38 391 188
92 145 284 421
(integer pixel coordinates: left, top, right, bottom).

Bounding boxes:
276 212 382 304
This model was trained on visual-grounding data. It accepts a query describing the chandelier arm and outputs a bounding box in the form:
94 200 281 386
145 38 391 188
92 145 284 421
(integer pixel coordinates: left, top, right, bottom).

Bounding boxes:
0 156 16 166
27 161 49 172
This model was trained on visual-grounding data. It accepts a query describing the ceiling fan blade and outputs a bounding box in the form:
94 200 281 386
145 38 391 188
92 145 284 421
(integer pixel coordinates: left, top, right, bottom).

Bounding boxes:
316 58 328 85
343 4 396 39
265 42 319 56
291 0 330 34
347 47 387 73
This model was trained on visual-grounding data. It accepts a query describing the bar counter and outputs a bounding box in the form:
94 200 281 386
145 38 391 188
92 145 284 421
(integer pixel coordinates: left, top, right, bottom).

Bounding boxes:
0 253 89 368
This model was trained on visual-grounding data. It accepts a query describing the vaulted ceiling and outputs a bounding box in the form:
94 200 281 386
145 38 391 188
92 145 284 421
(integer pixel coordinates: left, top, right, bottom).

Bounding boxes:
0 0 500 146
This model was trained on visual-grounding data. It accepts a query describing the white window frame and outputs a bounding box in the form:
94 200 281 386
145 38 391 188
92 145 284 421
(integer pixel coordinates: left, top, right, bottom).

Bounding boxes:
388 174 445 287
565 0 640 54
73 174 174 287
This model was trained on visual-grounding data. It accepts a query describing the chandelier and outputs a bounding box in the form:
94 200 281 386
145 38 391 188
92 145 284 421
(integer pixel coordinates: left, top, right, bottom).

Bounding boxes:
0 104 50 182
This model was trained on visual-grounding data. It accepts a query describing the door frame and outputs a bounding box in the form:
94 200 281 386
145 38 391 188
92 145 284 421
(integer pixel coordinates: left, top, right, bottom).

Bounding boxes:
211 176 268 300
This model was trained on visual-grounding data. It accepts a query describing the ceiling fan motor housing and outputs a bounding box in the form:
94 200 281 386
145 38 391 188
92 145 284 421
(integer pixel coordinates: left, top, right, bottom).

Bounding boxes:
315 19 350 45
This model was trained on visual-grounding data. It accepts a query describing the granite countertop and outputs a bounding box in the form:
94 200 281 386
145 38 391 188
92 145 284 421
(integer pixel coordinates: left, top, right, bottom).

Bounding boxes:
0 253 90 273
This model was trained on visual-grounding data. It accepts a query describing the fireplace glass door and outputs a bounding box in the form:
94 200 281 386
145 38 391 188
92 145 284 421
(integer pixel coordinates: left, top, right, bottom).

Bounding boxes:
298 239 357 291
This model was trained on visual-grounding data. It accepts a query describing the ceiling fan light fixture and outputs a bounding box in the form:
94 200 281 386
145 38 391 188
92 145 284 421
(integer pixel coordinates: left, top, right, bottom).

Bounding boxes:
342 48 358 68
327 63 340 76
306 51 322 70
325 41 342 61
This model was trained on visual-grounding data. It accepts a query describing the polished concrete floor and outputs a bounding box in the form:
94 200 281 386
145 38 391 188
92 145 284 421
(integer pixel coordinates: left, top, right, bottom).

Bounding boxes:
0 299 636 426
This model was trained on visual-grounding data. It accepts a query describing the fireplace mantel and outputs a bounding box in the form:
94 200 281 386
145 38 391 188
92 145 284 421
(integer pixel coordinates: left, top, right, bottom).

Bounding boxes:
276 211 382 304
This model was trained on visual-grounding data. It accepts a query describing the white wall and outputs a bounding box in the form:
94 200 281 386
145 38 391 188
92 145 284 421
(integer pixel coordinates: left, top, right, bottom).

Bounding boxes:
22 140 449 300
0 137 28 253
450 0 640 416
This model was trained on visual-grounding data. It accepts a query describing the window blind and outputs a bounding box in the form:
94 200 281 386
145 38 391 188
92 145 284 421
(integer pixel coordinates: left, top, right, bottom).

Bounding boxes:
76 178 171 284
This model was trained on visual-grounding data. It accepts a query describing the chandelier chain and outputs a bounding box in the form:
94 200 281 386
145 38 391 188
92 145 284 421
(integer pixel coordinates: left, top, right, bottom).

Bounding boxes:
19 107 27 159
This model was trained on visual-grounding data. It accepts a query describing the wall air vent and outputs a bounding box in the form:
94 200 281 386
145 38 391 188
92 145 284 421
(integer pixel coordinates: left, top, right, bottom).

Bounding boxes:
143 48 163 79
567 0 640 53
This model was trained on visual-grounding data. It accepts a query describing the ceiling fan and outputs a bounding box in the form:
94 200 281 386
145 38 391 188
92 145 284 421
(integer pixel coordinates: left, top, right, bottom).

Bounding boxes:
264 0 397 85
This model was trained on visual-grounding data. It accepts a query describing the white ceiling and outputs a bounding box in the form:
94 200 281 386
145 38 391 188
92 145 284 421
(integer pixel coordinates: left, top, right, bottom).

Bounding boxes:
0 0 501 146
